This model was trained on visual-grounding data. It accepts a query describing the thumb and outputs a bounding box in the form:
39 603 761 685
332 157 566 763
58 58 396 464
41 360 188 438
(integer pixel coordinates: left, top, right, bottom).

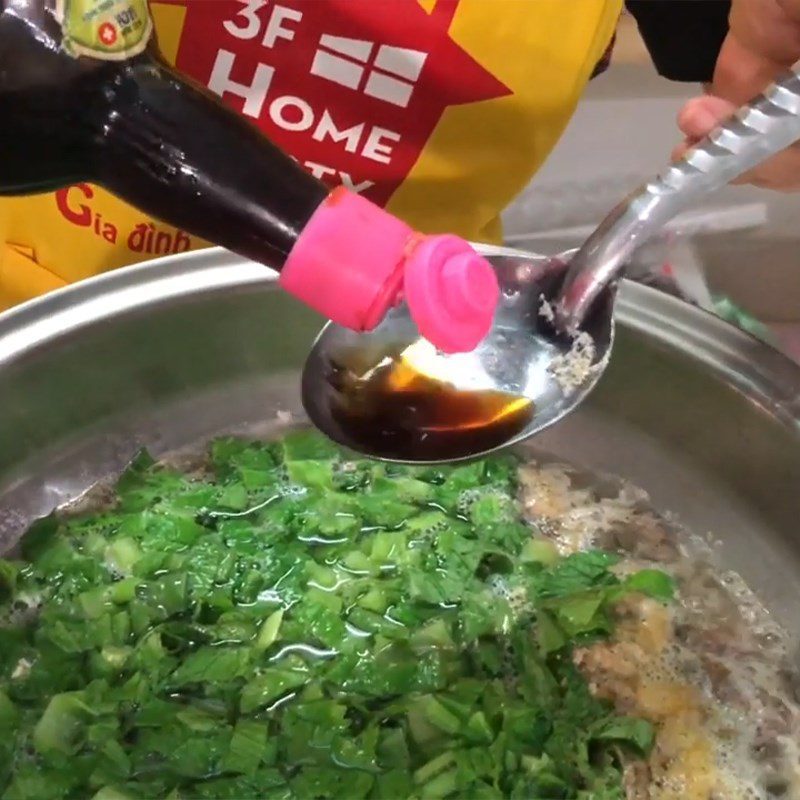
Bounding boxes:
677 95 738 143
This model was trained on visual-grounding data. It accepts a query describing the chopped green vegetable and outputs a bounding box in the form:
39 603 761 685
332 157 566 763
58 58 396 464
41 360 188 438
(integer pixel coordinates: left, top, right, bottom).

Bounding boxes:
623 568 676 602
0 429 670 798
538 550 621 598
33 692 94 757
520 536 559 566
255 607 284 651
591 716 656 756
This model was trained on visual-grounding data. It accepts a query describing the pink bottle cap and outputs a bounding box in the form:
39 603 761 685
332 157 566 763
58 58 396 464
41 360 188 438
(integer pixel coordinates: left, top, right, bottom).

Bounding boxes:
280 189 498 353
403 234 499 353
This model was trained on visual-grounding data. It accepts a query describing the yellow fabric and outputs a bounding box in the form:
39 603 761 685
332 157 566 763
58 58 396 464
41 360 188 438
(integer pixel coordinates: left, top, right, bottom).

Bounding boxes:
0 0 621 311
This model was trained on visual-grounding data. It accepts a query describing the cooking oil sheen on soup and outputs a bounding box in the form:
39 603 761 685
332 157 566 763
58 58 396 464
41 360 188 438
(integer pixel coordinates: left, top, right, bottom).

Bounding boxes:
518 458 800 800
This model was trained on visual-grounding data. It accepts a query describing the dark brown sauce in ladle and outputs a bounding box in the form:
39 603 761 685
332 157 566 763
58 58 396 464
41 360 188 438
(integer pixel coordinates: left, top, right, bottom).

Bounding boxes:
326 346 533 461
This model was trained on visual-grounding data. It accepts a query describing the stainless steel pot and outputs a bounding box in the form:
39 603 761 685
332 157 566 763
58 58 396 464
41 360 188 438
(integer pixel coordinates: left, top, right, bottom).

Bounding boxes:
1 245 799 644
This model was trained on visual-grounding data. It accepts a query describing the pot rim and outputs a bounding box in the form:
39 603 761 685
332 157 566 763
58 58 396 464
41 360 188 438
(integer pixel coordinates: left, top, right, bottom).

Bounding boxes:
1 244 799 429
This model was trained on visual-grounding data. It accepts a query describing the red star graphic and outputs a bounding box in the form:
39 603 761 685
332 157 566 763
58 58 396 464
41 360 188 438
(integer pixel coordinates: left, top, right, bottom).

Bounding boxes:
168 0 512 205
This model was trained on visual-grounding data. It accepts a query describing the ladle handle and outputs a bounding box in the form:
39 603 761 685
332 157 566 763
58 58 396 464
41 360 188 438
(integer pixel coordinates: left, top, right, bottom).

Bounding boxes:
555 63 800 333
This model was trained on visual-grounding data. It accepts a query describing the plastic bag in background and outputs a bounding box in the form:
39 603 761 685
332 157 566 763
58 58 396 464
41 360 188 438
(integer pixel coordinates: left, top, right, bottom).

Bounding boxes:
624 231 778 347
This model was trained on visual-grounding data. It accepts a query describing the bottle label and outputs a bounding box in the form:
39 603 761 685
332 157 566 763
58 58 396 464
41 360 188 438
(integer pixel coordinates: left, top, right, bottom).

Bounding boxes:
56 0 153 61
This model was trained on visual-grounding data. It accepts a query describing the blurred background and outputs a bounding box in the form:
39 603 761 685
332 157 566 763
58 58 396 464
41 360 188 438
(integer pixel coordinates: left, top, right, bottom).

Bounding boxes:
502 11 800 359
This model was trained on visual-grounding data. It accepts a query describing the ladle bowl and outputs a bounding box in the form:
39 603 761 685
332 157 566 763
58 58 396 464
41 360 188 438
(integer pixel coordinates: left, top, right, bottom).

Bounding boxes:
302 250 613 463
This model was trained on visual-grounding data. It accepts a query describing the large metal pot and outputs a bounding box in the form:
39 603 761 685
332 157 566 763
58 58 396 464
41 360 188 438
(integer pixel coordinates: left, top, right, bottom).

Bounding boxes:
1 245 799 643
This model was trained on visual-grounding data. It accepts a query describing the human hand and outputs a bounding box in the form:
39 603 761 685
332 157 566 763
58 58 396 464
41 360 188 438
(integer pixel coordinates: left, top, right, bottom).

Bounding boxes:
675 0 800 190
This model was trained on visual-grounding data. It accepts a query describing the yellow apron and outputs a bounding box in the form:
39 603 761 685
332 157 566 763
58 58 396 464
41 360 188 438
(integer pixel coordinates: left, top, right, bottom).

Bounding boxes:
0 0 620 311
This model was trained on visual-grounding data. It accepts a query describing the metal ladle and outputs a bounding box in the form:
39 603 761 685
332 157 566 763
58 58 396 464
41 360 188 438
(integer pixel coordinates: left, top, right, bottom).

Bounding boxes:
302 65 800 464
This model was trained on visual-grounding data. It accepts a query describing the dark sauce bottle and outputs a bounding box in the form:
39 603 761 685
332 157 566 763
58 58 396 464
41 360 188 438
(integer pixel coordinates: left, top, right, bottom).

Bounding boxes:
0 0 326 268
0 0 501 350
